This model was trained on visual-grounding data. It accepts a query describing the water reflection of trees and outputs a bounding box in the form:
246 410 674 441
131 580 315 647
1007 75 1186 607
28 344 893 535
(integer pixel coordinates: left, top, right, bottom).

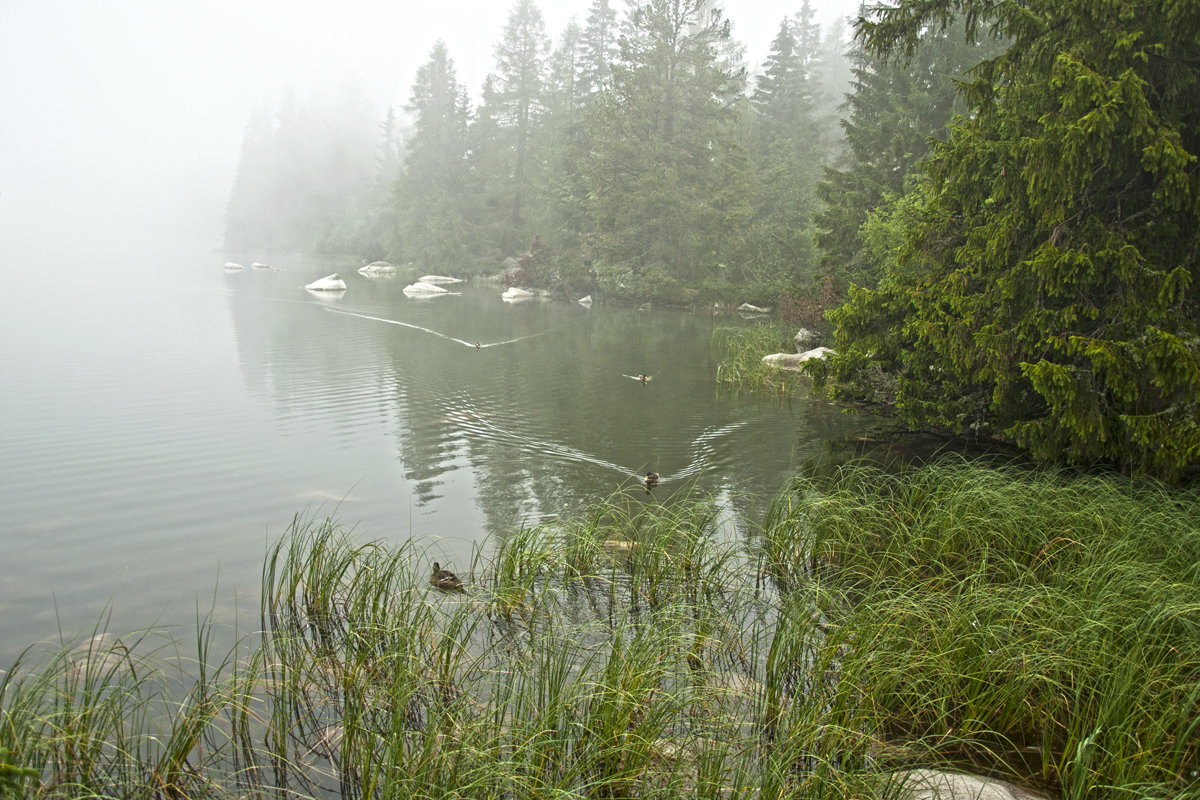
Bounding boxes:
226 276 866 545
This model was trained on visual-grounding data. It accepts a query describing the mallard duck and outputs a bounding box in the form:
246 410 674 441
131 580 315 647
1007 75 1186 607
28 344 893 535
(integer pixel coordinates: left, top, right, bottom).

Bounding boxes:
431 562 465 592
644 472 660 488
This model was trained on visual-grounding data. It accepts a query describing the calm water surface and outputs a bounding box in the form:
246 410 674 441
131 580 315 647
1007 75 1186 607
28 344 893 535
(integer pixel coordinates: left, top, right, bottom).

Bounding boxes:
0 241 861 663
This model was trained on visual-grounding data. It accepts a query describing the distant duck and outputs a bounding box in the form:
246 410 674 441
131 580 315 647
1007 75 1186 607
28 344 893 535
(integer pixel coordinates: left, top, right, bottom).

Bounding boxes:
431 562 465 592
638 374 648 384
644 472 660 488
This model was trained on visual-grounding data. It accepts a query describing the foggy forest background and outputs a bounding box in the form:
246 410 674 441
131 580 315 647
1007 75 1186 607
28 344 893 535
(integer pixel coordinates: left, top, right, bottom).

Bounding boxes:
222 0 978 305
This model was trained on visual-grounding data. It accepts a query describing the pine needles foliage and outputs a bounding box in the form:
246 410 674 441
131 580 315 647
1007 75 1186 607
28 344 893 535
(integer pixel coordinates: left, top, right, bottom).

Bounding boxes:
813 0 1200 480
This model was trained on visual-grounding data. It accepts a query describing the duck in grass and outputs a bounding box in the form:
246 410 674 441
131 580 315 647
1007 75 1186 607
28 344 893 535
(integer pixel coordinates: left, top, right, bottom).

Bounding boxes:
431 562 465 592
644 472 660 489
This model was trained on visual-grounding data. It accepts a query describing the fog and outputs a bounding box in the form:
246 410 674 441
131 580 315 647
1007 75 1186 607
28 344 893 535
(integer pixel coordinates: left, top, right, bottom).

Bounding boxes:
0 0 857 259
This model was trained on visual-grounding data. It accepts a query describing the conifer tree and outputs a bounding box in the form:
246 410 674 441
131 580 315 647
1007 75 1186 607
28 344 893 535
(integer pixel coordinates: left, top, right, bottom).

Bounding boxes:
579 0 619 99
483 0 550 254
392 40 472 266
541 20 589 246
815 0 1200 478
742 3 827 284
224 103 278 251
815 11 992 285
584 0 750 282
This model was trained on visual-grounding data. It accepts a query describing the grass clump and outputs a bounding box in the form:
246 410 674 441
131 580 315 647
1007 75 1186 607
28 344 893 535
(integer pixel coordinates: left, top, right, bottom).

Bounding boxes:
713 322 804 396
1 461 1198 798
766 458 1200 798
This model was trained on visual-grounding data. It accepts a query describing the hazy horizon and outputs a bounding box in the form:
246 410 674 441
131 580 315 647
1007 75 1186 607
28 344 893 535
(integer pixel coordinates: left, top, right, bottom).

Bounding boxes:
0 0 858 255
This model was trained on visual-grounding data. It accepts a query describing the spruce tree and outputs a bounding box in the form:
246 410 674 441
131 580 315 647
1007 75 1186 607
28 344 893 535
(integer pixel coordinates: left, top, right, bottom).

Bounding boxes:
815 0 1200 478
743 4 826 284
579 0 619 100
583 0 750 283
815 12 993 286
392 40 472 267
484 0 551 255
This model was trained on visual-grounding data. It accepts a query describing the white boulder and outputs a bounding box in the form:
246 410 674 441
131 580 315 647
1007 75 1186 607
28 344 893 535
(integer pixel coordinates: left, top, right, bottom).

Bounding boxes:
762 347 836 372
224 261 245 271
403 281 450 296
502 287 535 301
305 273 346 291
577 295 593 306
798 346 836 361
418 274 463 284
794 327 821 348
890 769 1048 800
358 261 398 276
738 302 771 314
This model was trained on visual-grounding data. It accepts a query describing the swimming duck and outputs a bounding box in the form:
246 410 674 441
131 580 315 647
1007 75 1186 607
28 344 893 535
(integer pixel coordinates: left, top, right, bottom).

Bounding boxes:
644 472 660 488
638 374 648 384
431 562 465 592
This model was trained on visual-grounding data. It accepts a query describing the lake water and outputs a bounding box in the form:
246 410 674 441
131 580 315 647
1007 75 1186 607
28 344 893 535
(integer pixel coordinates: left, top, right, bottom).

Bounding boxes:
0 240 862 664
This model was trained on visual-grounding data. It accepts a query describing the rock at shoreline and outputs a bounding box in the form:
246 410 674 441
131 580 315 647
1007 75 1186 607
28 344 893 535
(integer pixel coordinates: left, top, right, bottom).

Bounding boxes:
762 347 836 371
419 274 463 284
890 769 1048 800
502 287 535 301
737 302 772 315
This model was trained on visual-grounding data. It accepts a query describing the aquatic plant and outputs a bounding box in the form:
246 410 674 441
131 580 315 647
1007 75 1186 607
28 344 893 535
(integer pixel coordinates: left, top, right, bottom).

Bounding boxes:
1 461 1196 798
713 322 803 396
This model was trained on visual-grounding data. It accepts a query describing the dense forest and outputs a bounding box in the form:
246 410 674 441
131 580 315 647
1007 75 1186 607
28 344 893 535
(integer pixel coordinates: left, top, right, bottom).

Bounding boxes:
224 0 1200 480
224 0 871 296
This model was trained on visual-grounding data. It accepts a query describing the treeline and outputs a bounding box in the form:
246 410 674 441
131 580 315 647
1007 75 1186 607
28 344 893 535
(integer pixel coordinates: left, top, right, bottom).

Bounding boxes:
225 0 970 301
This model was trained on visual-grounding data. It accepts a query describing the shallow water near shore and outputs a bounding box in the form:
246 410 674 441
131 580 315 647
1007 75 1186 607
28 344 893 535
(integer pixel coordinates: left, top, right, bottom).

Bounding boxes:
0 241 864 663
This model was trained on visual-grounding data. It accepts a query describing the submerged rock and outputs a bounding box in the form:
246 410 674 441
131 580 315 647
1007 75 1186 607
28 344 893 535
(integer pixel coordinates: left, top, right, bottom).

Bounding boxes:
358 261 398 276
304 273 346 291
403 281 450 296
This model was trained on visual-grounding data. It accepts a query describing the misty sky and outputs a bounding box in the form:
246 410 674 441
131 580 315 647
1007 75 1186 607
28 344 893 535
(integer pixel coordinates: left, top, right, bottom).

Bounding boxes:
0 0 858 250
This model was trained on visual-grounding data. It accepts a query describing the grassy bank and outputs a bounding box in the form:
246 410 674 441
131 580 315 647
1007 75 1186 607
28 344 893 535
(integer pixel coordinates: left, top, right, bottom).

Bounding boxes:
2 461 1197 798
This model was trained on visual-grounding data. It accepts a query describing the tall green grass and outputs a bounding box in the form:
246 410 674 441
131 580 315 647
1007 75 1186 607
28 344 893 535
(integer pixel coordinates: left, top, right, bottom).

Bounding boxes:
763 458 1200 798
713 322 802 396
1 461 1197 798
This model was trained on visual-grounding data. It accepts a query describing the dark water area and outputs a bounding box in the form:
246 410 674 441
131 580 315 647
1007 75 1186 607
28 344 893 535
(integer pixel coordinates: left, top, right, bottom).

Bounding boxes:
0 242 867 664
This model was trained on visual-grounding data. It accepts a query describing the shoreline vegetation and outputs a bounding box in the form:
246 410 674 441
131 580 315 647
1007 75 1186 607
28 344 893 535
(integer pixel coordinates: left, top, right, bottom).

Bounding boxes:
2 459 1197 799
